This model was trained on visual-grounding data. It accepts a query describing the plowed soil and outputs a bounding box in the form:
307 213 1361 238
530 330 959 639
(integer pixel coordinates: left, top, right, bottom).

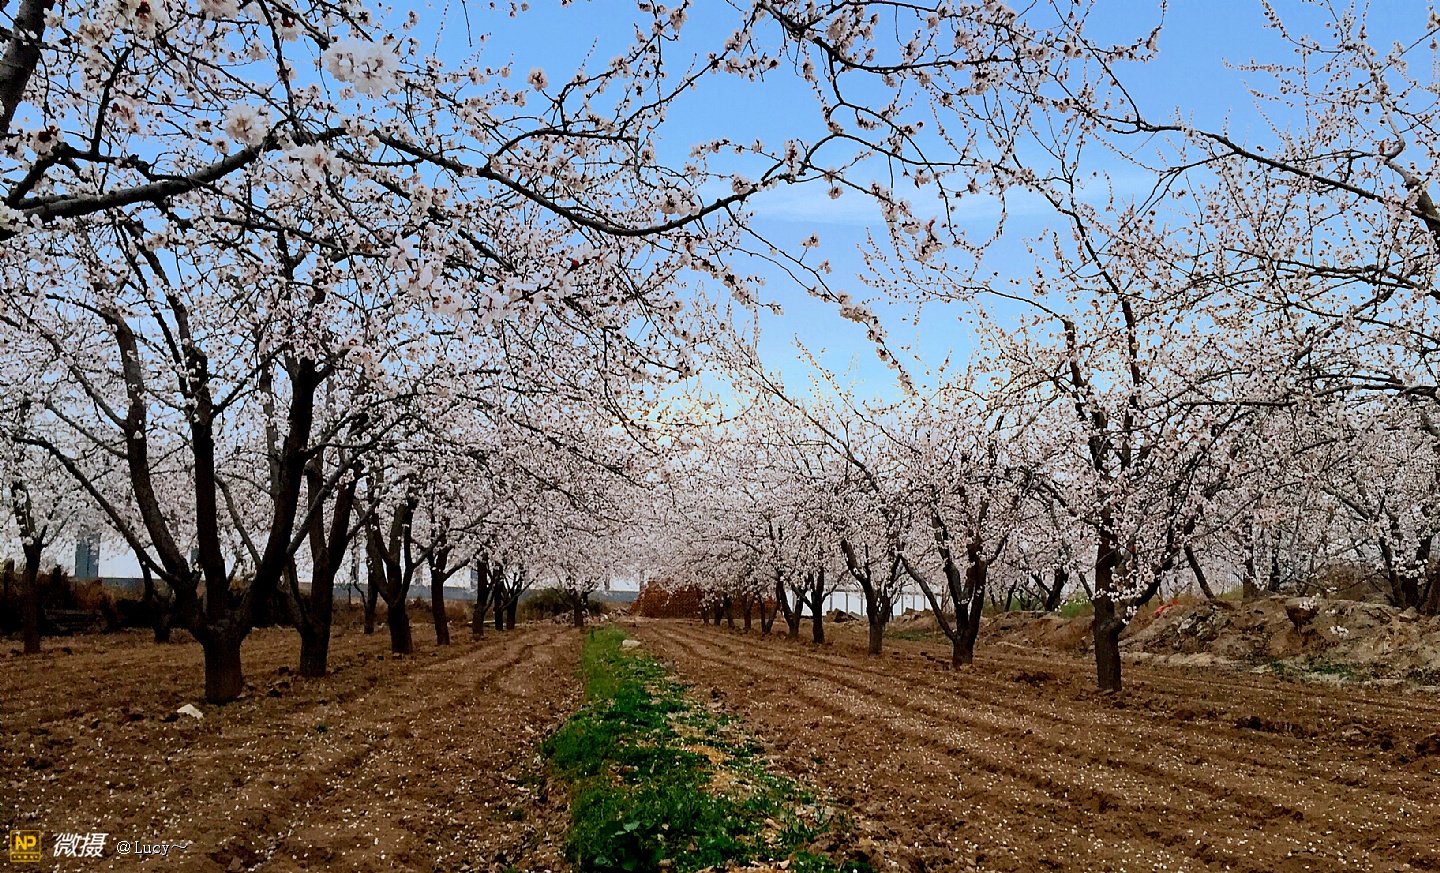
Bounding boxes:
2 622 582 872
629 619 1440 873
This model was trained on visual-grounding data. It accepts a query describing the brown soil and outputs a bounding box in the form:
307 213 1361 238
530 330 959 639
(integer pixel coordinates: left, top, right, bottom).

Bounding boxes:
629 618 1440 873
2 622 582 872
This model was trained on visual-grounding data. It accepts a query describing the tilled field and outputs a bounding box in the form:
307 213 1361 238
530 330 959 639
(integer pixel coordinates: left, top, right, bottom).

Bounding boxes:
2 622 582 872
630 620 1440 873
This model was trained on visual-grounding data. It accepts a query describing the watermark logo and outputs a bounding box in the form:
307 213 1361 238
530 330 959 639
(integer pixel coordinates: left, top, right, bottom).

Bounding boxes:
8 831 42 863
53 833 107 859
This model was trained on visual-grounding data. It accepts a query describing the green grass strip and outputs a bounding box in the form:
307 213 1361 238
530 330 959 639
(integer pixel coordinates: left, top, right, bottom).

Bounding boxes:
543 627 874 873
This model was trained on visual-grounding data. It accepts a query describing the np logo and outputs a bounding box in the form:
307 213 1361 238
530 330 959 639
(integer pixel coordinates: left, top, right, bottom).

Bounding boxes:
8 831 42 863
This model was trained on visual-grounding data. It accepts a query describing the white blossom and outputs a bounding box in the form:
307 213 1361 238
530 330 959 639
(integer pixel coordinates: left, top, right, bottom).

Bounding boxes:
324 38 401 98
221 104 271 147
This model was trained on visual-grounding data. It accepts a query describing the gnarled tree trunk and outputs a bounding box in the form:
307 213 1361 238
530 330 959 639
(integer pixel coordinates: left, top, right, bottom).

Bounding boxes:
1092 531 1124 692
367 491 418 656
810 569 826 644
201 628 246 703
294 463 358 677
471 560 491 637
1043 567 1068 612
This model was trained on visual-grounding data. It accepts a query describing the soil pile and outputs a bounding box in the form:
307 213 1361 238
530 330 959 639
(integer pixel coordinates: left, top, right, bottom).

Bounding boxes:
1122 596 1440 678
631 582 704 619
985 610 1095 651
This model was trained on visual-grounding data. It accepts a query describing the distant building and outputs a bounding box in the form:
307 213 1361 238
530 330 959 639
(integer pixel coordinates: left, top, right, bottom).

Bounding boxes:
74 530 101 580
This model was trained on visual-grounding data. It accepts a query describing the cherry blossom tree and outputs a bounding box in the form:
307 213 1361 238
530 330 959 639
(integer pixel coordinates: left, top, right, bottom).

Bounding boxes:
1 421 91 654
892 387 1042 666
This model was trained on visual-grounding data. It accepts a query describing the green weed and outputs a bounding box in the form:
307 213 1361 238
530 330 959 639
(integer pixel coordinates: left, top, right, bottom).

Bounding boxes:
1266 658 1359 683
885 628 942 643
1058 598 1095 619
544 627 861 873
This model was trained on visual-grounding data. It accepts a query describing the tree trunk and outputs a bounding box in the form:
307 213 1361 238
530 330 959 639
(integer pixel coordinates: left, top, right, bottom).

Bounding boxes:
299 573 338 677
363 576 379 634
1093 598 1124 692
811 595 824 644
1184 544 1216 601
742 597 753 631
298 623 331 678
950 555 988 666
494 585 506 631
141 564 173 643
432 579 450 646
506 600 517 630
867 620 883 656
19 552 41 655
951 633 972 667
296 462 355 676
1092 533 1124 692
760 594 777 634
1241 545 1260 603
387 599 413 655
777 578 799 637
1043 567 1068 612
1 560 12 634
471 565 489 637
202 631 246 704
954 591 985 667
572 597 584 628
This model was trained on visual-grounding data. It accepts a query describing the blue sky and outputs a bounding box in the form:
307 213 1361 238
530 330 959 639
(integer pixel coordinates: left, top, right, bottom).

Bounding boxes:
431 1 1431 402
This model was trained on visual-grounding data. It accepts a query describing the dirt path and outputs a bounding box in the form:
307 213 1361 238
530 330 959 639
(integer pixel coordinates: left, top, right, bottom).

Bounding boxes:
630 619 1440 873
2 622 583 872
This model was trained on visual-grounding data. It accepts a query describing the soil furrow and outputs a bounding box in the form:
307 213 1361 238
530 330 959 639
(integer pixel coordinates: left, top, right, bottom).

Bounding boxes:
4 622 584 873
635 621 1440 873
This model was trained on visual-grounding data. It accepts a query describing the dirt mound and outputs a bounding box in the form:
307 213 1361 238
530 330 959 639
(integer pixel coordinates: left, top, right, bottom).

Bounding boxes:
985 610 1094 652
976 596 1440 680
1122 595 1440 678
632 582 704 619
891 609 942 632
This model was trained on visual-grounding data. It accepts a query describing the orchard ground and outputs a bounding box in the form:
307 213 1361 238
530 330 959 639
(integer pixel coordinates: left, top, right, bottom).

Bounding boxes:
3 617 1439 873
